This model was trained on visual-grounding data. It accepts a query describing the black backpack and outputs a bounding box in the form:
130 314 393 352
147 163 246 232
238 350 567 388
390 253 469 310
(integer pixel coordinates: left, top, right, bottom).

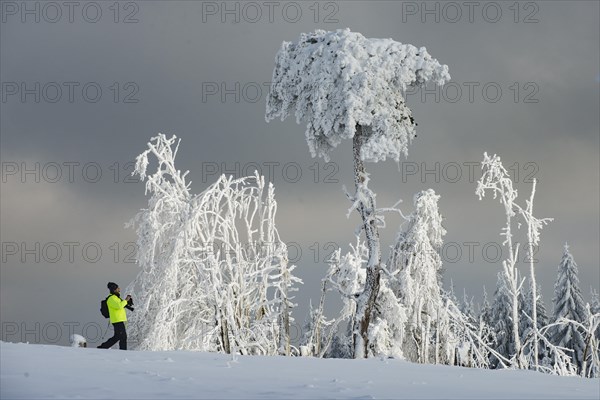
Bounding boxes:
100 295 112 318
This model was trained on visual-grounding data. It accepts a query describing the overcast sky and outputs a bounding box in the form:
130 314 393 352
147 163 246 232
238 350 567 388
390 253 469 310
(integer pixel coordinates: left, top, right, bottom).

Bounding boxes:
1 0 599 346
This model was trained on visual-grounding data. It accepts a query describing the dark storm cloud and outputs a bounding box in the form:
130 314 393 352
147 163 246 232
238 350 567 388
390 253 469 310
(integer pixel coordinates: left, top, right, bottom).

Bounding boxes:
1 1 598 346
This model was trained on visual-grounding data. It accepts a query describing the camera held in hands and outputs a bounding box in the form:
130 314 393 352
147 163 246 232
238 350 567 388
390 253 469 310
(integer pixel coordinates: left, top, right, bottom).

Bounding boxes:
125 295 134 311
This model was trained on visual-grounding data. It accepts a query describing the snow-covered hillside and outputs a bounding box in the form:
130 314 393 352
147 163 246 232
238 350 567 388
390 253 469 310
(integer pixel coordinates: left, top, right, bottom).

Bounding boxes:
1 341 598 399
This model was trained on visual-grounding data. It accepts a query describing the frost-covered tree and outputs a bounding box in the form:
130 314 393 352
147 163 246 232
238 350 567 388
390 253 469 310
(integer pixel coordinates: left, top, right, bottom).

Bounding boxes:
479 287 493 329
540 302 599 378
441 294 504 369
387 189 447 363
301 246 360 359
591 289 600 317
476 153 523 367
549 244 588 372
476 153 551 369
266 29 449 358
300 237 369 359
580 304 600 378
591 288 600 343
300 301 325 357
519 179 552 368
125 134 301 354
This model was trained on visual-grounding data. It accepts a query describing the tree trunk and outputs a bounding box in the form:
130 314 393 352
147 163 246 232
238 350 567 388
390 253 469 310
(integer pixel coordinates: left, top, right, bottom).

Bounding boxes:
503 204 523 369
313 276 329 356
528 179 539 370
351 125 382 358
510 268 523 368
220 317 231 354
278 264 291 356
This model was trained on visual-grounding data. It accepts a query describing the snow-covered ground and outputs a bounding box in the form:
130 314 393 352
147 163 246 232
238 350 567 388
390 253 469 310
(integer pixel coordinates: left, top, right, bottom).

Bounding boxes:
1 341 598 399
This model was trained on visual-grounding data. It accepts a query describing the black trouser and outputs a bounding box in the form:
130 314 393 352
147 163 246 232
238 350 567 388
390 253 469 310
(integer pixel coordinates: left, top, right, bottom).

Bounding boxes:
98 321 127 350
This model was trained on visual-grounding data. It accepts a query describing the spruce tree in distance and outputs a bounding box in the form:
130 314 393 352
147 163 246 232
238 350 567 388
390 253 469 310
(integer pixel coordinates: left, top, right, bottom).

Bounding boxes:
550 243 588 372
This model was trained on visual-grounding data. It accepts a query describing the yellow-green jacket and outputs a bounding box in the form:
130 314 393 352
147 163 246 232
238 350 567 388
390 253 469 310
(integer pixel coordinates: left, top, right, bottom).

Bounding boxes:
107 294 128 323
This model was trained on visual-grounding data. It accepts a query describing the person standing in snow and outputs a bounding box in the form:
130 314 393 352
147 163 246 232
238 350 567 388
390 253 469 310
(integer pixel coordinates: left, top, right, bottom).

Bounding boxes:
97 282 132 350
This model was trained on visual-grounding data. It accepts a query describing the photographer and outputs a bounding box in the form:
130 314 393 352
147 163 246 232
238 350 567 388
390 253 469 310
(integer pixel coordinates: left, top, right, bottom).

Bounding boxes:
97 282 133 350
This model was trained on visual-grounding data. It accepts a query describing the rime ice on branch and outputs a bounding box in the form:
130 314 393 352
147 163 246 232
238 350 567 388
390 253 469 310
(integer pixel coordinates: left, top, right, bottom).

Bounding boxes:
125 134 301 355
266 28 450 163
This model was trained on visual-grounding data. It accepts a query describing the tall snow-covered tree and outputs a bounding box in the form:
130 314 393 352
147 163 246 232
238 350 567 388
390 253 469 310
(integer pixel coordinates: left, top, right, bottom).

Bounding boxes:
387 189 448 363
549 244 588 372
476 153 552 369
519 178 552 369
476 154 524 368
266 29 449 358
125 134 301 354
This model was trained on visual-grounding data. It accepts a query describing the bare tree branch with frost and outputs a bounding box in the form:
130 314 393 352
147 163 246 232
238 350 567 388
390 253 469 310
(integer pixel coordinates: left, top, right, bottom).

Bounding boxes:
477 153 552 370
125 134 301 355
476 153 526 368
